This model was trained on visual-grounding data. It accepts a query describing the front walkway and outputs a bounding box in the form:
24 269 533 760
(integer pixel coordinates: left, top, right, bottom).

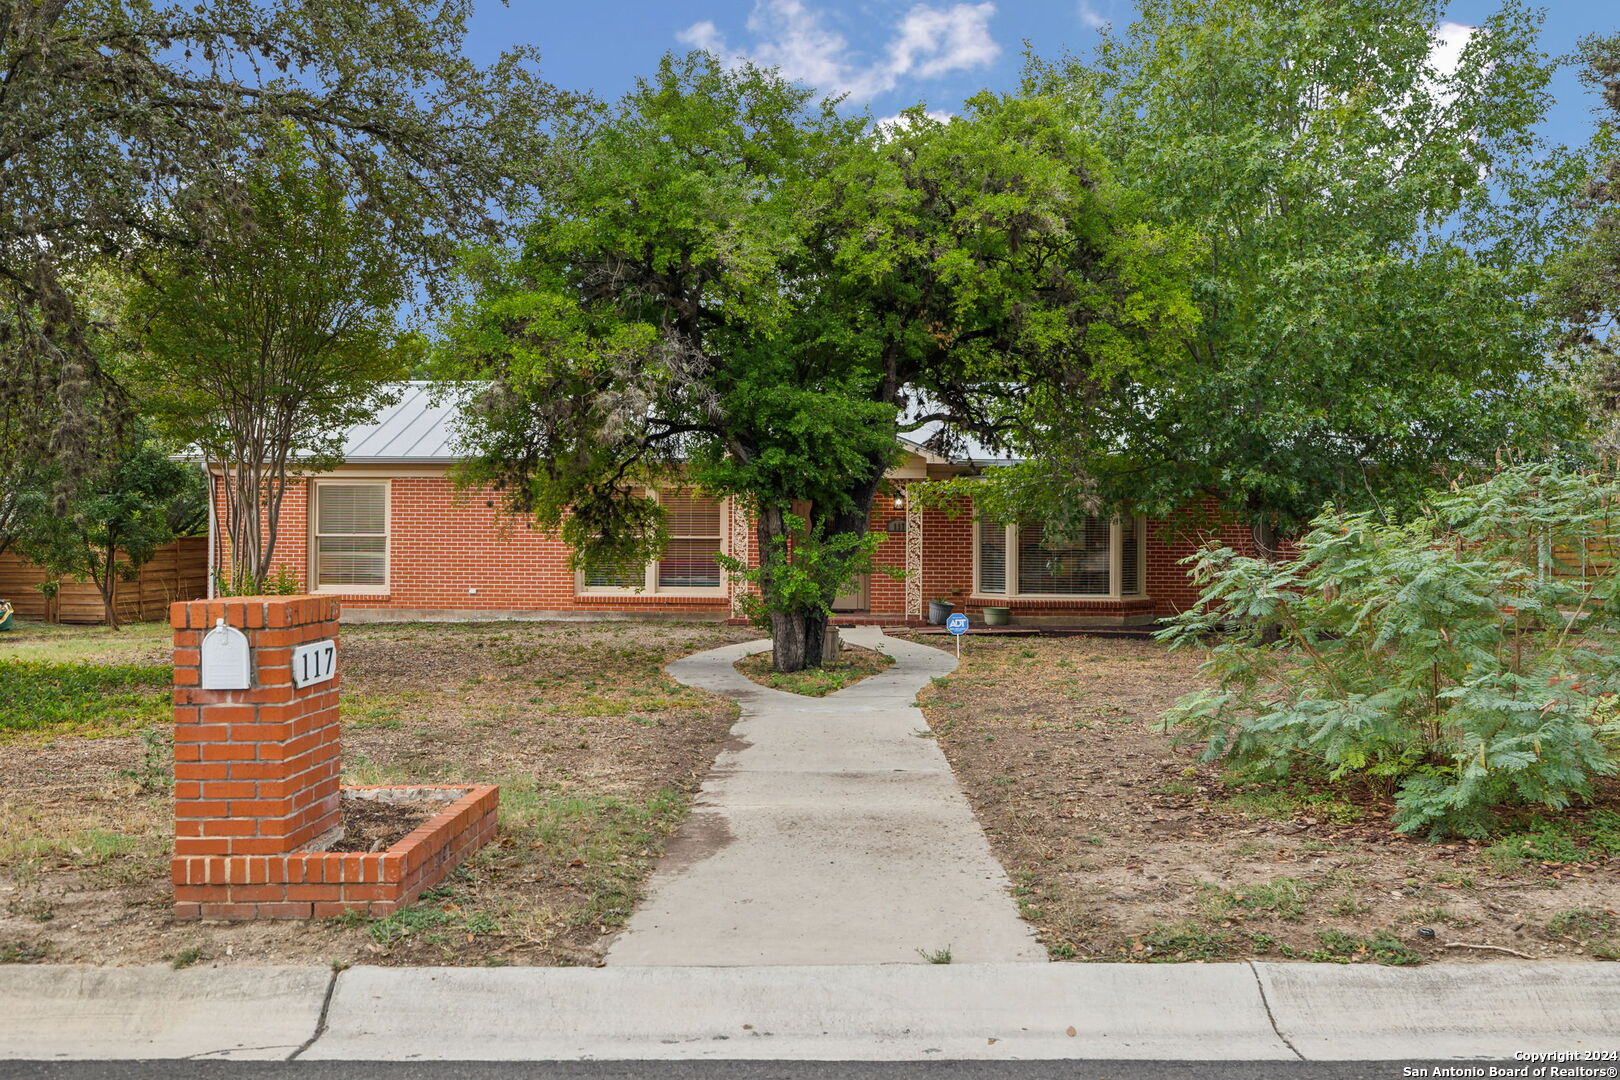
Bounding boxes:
605 627 1046 966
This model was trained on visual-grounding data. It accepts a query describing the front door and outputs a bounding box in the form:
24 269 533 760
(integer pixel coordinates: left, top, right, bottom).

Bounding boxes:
832 574 869 612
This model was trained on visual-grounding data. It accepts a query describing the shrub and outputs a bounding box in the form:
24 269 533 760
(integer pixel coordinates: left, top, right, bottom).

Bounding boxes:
1160 465 1620 838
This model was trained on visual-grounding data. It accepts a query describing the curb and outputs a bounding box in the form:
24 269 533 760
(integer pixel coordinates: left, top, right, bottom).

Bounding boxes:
3 962 1617 1062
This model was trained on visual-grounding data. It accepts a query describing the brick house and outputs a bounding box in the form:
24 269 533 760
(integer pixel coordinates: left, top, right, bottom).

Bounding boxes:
206 384 1259 626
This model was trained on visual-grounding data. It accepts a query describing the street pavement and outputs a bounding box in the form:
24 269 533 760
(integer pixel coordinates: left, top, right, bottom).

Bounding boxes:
0 1060 1570 1080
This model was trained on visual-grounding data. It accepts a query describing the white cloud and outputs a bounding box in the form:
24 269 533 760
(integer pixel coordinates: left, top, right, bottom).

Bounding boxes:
873 107 954 136
1076 2 1108 30
1430 20 1473 79
888 4 1000 81
676 20 727 54
677 1 1000 104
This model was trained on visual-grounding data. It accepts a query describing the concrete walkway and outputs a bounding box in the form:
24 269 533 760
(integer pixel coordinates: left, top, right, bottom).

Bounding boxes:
605 628 1045 966
4 962 1618 1061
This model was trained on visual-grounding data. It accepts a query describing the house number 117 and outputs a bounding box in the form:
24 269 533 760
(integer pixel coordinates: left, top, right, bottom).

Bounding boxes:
291 640 337 689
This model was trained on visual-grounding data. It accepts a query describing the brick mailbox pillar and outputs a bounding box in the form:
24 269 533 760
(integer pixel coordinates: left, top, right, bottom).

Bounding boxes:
172 596 342 867
170 595 498 920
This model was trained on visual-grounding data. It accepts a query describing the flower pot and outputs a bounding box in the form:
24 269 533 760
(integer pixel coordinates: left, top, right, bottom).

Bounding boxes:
927 600 953 625
982 606 1011 626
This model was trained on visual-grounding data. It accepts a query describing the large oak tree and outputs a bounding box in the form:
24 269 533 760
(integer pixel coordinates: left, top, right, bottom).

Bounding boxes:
441 54 1197 670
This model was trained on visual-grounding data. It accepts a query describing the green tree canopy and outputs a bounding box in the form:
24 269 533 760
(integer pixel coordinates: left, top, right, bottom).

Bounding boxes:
0 0 569 499
1549 33 1620 455
128 140 409 592
12 437 195 628
996 0 1584 546
441 54 1198 669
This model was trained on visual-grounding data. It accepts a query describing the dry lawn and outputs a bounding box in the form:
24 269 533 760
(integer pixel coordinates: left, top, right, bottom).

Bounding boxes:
910 633 1620 966
0 618 757 968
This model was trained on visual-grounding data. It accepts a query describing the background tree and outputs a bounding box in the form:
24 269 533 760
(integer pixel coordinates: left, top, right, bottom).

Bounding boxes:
442 55 1197 670
1549 33 1620 456
129 142 409 592
11 439 195 628
1000 0 1584 548
0 0 569 501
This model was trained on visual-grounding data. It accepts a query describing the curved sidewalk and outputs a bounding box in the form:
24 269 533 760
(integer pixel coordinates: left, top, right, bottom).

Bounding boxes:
605 627 1045 966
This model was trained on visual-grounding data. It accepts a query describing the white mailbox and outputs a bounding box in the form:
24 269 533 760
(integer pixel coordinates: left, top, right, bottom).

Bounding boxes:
199 618 251 690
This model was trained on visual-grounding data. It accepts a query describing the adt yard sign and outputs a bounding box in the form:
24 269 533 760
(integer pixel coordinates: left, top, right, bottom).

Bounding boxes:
291 639 337 689
945 612 969 658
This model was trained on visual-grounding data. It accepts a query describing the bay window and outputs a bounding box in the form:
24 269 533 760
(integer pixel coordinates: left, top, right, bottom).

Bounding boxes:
975 515 1146 599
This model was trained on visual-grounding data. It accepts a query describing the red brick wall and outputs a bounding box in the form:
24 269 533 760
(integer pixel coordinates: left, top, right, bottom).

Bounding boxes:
213 472 731 617
170 594 499 919
211 470 1256 621
172 596 343 860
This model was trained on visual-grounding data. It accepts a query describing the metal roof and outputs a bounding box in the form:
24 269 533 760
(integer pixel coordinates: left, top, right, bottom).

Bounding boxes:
331 383 1015 467
339 383 465 463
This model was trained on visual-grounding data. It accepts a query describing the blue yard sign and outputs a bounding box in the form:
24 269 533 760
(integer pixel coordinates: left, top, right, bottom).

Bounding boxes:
945 612 969 658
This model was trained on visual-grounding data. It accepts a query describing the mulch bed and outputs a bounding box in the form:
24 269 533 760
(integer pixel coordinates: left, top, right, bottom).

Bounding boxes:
326 793 461 854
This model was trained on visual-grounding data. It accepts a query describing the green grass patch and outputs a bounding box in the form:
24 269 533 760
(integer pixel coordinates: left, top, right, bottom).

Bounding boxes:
735 646 895 697
1486 812 1620 870
497 779 690 930
0 827 165 871
0 660 170 737
1131 921 1232 961
1199 877 1316 922
0 619 170 665
1222 781 1365 825
0 939 51 963
1309 930 1423 965
1545 908 1620 959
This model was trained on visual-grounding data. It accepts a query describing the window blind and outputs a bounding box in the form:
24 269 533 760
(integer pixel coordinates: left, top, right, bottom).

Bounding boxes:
658 490 723 588
1120 516 1142 595
1017 518 1110 596
314 484 387 587
978 518 1007 593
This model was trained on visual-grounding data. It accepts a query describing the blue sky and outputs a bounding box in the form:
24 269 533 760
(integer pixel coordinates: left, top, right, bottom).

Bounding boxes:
461 1 1620 149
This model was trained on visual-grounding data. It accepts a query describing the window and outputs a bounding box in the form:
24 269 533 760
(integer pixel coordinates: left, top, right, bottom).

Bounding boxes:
975 515 1146 599
579 489 727 595
312 481 388 592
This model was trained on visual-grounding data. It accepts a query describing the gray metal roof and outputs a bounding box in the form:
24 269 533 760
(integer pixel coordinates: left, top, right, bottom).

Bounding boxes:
340 383 465 463
332 383 1014 467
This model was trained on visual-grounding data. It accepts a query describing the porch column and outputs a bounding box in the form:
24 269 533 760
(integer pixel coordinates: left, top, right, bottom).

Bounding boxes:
728 498 752 618
905 496 924 619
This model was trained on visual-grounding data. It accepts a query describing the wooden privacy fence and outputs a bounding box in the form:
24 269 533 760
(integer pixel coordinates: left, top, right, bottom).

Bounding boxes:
0 536 208 624
1552 536 1617 581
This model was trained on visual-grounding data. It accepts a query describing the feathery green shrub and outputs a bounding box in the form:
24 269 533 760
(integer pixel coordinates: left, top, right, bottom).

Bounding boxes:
1160 465 1620 838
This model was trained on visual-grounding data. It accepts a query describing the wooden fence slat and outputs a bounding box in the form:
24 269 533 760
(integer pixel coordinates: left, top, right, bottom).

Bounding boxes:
0 536 208 624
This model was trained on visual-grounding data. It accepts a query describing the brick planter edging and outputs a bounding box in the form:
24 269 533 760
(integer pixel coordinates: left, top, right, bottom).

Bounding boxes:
173 784 500 921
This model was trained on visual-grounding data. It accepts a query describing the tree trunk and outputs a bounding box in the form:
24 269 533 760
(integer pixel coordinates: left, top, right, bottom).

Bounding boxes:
770 610 811 673
90 550 121 631
1251 512 1283 646
757 472 882 674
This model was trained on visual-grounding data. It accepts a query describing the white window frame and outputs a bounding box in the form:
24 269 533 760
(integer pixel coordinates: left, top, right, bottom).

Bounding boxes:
575 489 729 597
972 515 1147 600
309 479 391 595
